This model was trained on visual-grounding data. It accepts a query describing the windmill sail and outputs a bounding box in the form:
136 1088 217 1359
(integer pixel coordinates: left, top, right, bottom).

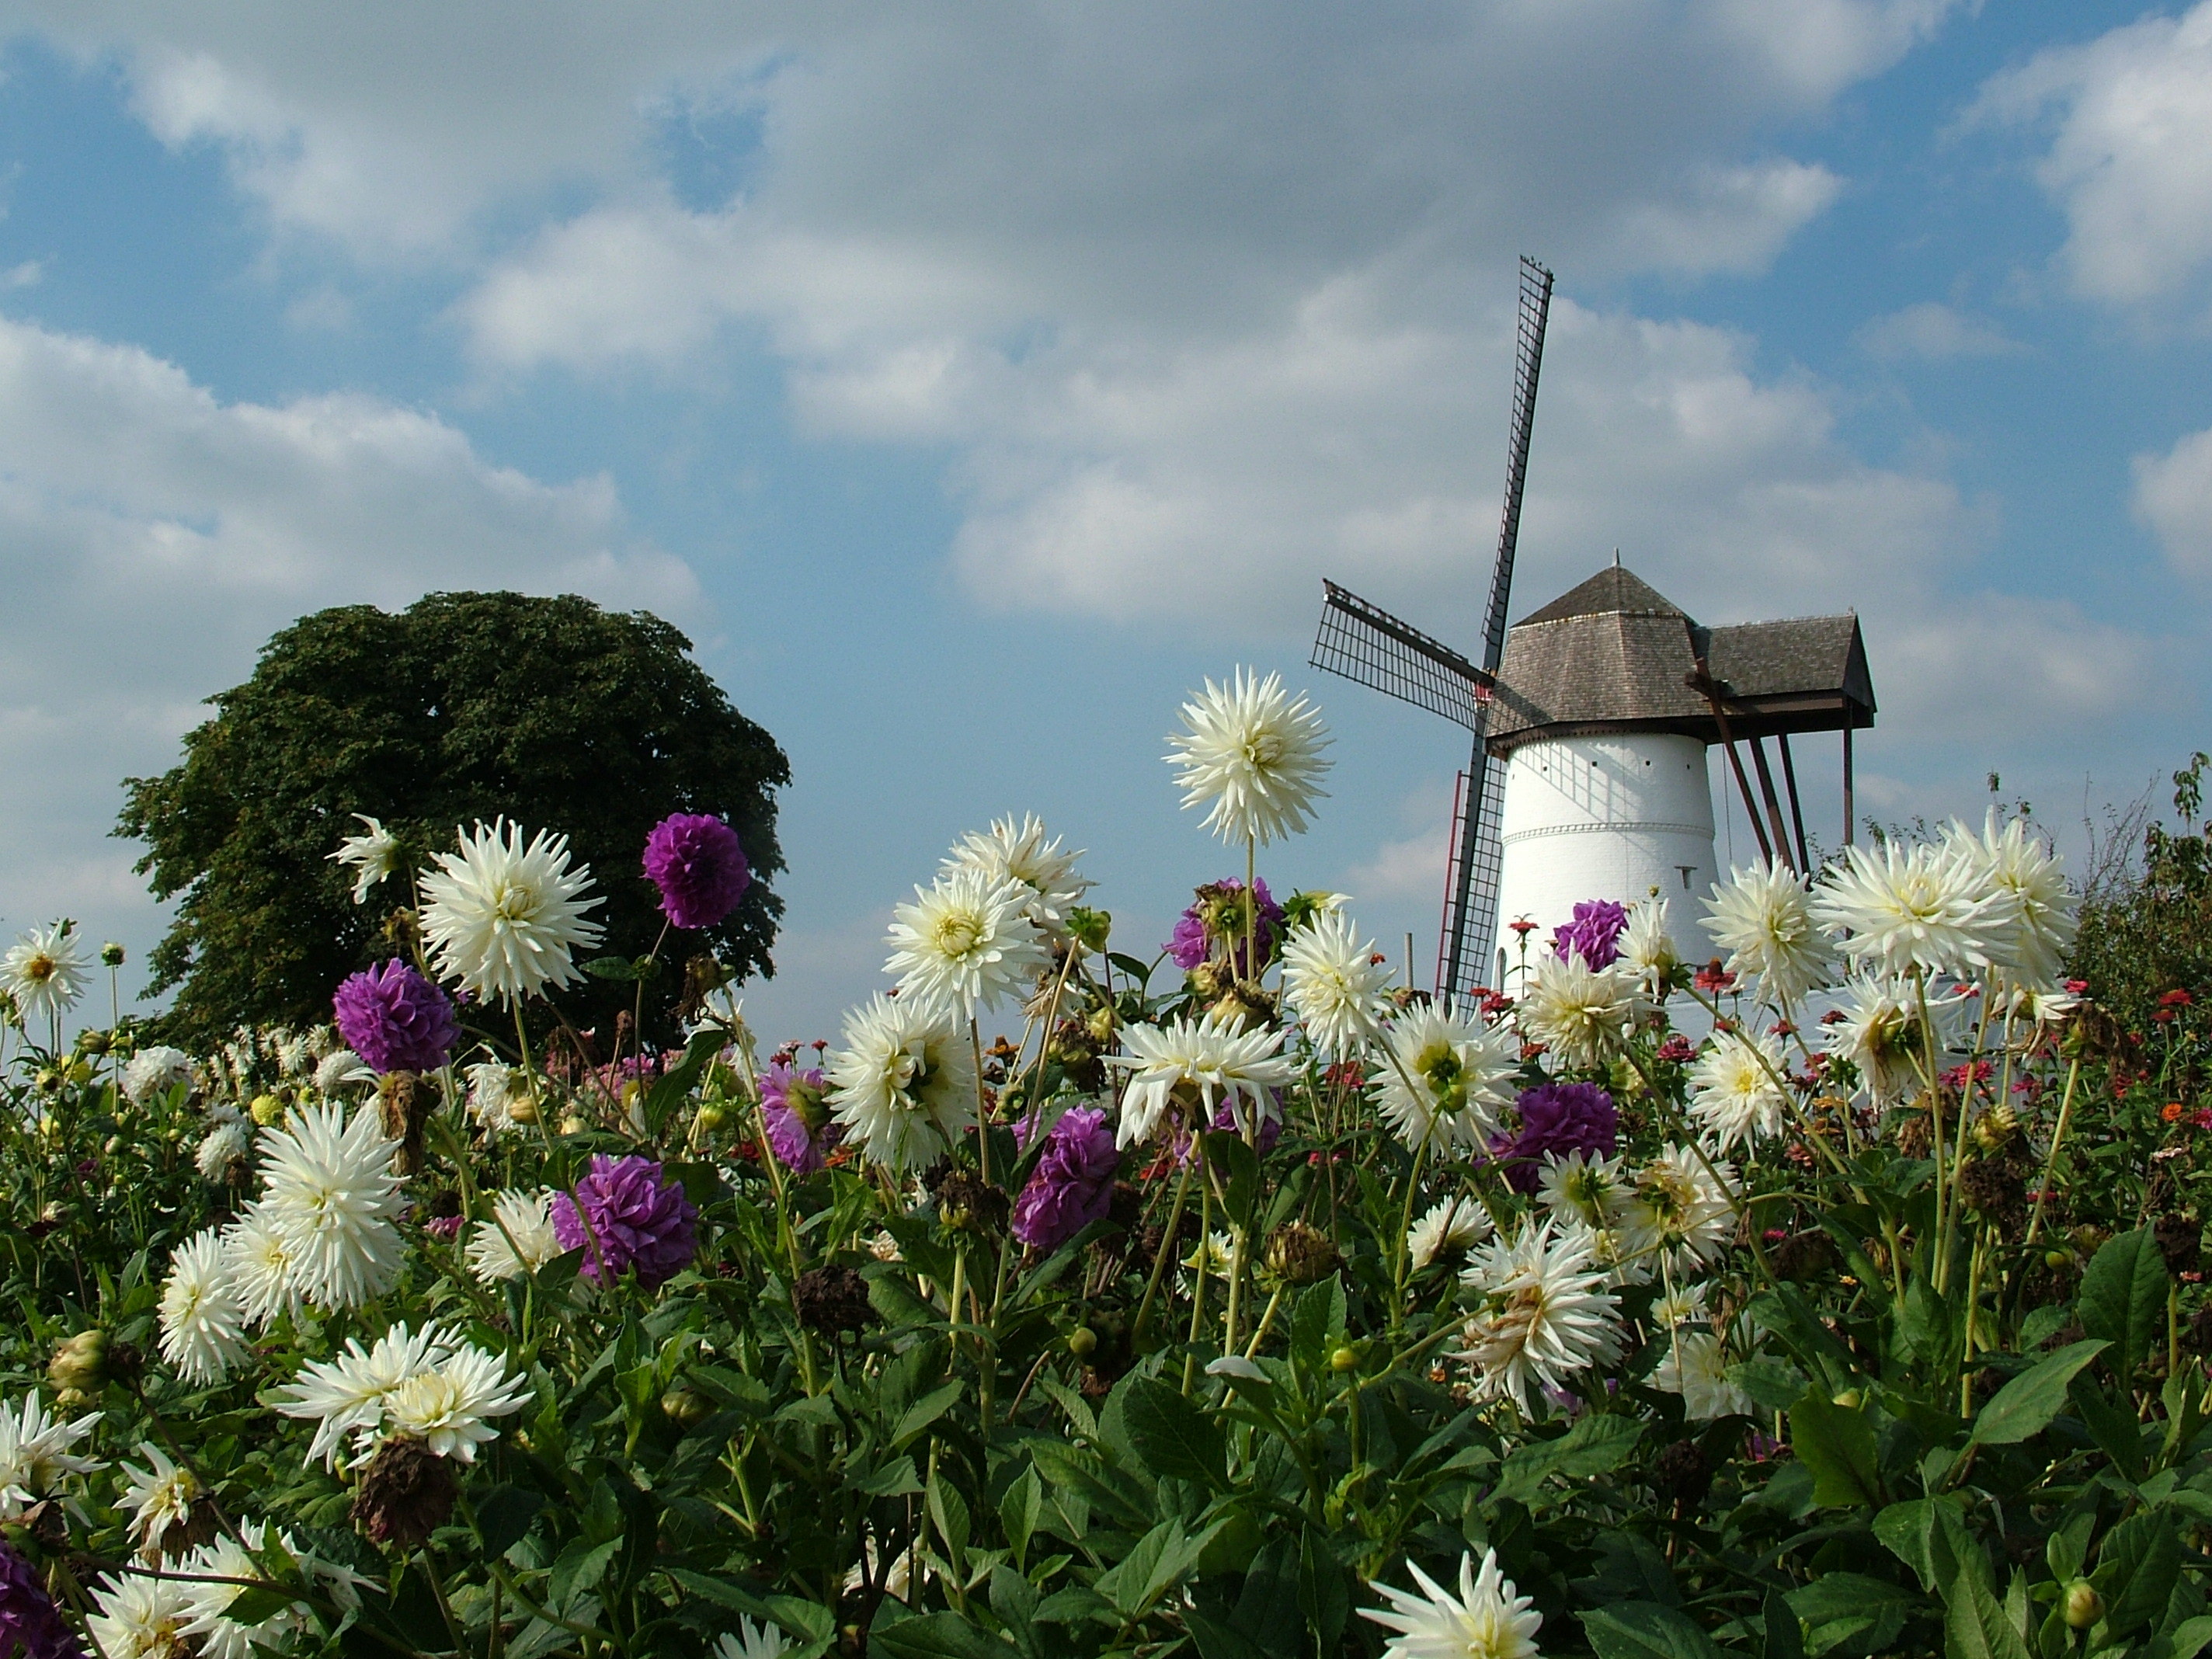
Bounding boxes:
1311 581 1490 729
1438 256 1552 999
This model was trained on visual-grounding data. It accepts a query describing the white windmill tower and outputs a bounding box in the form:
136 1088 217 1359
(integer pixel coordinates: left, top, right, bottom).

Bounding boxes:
1312 259 1876 996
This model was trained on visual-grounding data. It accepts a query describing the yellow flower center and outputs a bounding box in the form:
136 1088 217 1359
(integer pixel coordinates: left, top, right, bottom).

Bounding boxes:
930 910 984 959
22 953 53 983
492 882 539 923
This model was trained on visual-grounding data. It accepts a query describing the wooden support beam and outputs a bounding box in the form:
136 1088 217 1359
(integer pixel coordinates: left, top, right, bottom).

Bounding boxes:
1842 724 1856 848
1777 732 1812 871
1745 736 1799 875
1687 662 1773 867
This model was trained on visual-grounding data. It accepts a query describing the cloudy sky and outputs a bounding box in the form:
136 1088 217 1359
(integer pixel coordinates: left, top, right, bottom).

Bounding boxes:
1 0 2207 1042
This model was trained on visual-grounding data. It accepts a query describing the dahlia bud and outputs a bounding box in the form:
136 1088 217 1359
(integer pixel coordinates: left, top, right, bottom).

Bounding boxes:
1972 1103 2019 1153
99 942 124 968
1188 960 1232 1003
694 1104 728 1134
1264 1222 1340 1286
249 1094 284 1126
47 1330 106 1396
1329 1345 1359 1374
33 1070 58 1094
353 1437 457 1548
1067 1327 1098 1357
558 1114 588 1136
1085 1004 1118 1047
2063 1580 2102 1629
507 1095 539 1125
660 1386 713 1428
62 1059 92 1087
1067 908 1112 955
77 1028 111 1056
934 1173 1007 1236
2045 1249 2071 1270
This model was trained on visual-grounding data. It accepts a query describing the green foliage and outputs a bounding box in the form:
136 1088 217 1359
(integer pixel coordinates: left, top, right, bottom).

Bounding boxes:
115 591 787 1045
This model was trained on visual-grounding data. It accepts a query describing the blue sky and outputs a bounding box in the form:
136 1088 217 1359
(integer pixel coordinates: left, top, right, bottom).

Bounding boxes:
0 1 2207 1045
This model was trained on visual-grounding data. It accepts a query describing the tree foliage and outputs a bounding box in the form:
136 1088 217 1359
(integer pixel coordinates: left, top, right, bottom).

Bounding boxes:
116 591 788 1048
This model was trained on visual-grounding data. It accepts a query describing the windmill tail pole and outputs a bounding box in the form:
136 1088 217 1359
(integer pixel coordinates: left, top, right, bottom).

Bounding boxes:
1689 660 1776 868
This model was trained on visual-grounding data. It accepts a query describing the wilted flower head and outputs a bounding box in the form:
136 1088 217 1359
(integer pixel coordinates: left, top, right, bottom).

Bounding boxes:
551 1156 699 1289
1010 1105 1120 1252
121 1045 194 1106
1282 908 1393 1056
1516 954 1642 1069
942 814 1092 939
329 815 401 906
332 960 459 1076
1456 1222 1622 1407
1492 1083 1618 1193
156 1228 250 1387
256 1102 406 1309
826 994 978 1172
1812 837 2016 981
760 1060 839 1174
1372 1002 1519 1152
1686 1030 1791 1151
1110 1008 1294 1148
1702 860 1828 1004
419 819 605 1006
115 1444 200 1560
1167 668 1332 847
1822 976 1953 1104
1362 1549 1541 1659
464 1062 530 1131
885 865 1052 1017
643 813 752 930
0 922 88 1028
1551 899 1629 969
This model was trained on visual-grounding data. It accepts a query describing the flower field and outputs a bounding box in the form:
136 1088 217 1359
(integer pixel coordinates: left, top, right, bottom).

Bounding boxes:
2 670 2209 1659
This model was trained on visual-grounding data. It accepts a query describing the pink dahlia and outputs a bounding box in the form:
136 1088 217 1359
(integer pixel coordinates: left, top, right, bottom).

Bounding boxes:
333 959 460 1075
552 1155 699 1288
642 814 750 930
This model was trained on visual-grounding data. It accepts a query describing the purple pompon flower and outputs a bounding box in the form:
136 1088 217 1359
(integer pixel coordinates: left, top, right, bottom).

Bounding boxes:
551 1155 699 1288
1012 1106 1121 1251
1490 1083 1618 1192
1551 899 1629 969
643 813 751 930
332 959 460 1075
760 1059 839 1175
1166 877 1284 975
0 1541 85 1659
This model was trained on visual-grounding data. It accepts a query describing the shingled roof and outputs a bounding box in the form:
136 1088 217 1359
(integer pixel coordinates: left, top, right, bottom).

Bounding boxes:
1483 562 1874 753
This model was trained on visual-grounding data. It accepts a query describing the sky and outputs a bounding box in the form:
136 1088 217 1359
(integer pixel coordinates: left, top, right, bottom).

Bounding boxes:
1 0 2209 1045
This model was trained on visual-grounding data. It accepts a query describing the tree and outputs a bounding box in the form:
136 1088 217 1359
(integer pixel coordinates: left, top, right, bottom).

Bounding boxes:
117 591 788 1050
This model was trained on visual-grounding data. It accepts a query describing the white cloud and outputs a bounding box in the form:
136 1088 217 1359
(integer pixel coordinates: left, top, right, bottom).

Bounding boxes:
2135 426 2212 574
1973 2 2212 308
0 311 692 947
1856 301 2022 360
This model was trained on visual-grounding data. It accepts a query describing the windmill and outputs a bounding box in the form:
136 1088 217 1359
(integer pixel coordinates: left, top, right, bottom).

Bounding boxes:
1312 259 1877 1000
1310 256 1553 999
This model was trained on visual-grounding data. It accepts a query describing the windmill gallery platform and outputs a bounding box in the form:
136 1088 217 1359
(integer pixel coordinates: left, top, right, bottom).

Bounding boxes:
1481 562 1873 987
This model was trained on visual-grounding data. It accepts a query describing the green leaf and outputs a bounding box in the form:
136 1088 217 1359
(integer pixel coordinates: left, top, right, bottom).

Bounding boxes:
1290 1275 1346 1376
1187 1610 1271 1659
2167 1615 2212 1659
927 1470 971 1572
1579 1602 1727 1658
1789 1389 1884 1508
581 955 648 981
2019 1303 2070 1352
1944 1566 2033 1659
1094 1518 1205 1619
1971 1341 2109 1445
1729 1356 1810 1411
2080 1227 2169 1379
1122 1377 1226 1487
854 1456 923 1498
2097 1511 2182 1639
473 1484 546 1560
1876 1497 1974 1597
1492 1413 1644 1508
221 1587 304 1627
2068 1372 2151 1480
1786 1573 1914 1657
999 1466 1041 1568
889 1380 965 1450
1762 1588 1806 1659
870 1613 1018 1659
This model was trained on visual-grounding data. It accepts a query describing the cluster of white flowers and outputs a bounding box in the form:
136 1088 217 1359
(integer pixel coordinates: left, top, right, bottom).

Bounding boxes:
159 1104 409 1385
87 1516 370 1659
273 1320 530 1469
0 1389 104 1519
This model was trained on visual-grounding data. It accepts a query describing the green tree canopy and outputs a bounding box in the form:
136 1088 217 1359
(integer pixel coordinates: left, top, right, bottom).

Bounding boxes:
117 591 788 1049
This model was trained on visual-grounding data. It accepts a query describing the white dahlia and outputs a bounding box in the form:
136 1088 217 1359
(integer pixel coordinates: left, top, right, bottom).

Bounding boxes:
1456 1221 1622 1406
1108 1008 1294 1148
273 1321 453 1469
464 1061 530 1131
1373 1003 1519 1152
1654 1328 1753 1421
825 995 979 1173
194 1120 256 1184
0 921 89 1028
329 813 401 906
381 1344 531 1462
220 1205 303 1330
1166 668 1333 846
1811 839 2015 981
1821 976 1945 1104
0 1391 103 1518
114 1443 200 1560
1617 1146 1734 1271
1686 1030 1791 1152
1407 1195 1492 1273
1362 1549 1542 1659
158 1227 251 1388
419 819 605 1005
256 1102 406 1309
122 1045 195 1106
1954 812 2078 987
314 1049 375 1097
86 1573 194 1659
942 814 1093 939
717 1619 798 1659
1535 1149 1627 1233
1282 909 1393 1056
1516 954 1642 1070
1620 896 1678 987
1702 861 1828 1004
468 1189 562 1283
179 1523 298 1659
883 865 1052 1017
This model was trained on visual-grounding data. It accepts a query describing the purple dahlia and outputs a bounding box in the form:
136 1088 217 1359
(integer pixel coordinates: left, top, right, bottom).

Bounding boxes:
1167 877 1284 976
1551 899 1629 970
760 1059 839 1175
1011 1106 1120 1252
642 813 751 930
552 1155 699 1288
332 959 460 1075
0 1541 85 1659
1490 1083 1618 1193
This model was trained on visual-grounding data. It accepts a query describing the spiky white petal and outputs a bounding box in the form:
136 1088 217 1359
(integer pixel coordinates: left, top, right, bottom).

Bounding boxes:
1535 1149 1627 1233
1166 668 1332 847
1621 896 1678 987
221 1204 304 1331
0 1392 103 1519
1361 1549 1542 1659
1822 976 1953 1104
941 814 1092 939
86 1571 194 1659
272 1322 454 1469
464 1061 530 1130
1456 1222 1622 1406
467 1190 562 1284
1373 1002 1519 1151
1686 1031 1792 1151
1282 909 1393 1056
825 994 979 1172
1954 812 2078 987
1812 838 2017 981
1702 861 1828 1004
115 1444 200 1560
194 1121 256 1183
1407 1195 1492 1273
884 866 1052 1017
1108 1009 1294 1148
717 1618 798 1659
419 818 605 1006
158 1227 251 1388
0 920 89 1026
1516 955 1643 1070
329 814 401 906
1617 1146 1734 1273
256 1103 405 1309
382 1344 531 1462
